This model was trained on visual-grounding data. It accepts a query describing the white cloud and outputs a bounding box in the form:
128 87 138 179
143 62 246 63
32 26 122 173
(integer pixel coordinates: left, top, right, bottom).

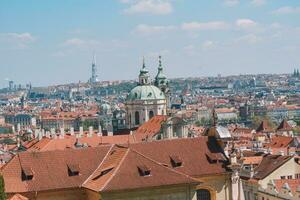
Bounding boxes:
123 0 173 15
146 49 170 58
236 19 258 31
224 0 239 7
133 24 176 36
272 6 300 15
202 40 217 50
181 21 229 31
251 0 266 6
0 32 36 49
63 38 99 47
235 34 262 44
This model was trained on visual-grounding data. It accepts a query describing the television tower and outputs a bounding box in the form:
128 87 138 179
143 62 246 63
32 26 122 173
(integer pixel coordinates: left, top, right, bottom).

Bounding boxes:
89 53 98 84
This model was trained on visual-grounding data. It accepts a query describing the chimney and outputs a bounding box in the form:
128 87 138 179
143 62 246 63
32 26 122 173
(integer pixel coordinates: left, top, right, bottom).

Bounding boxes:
88 126 93 137
250 164 254 178
97 125 102 136
70 127 74 136
279 150 284 156
60 128 65 139
41 129 45 137
17 123 21 133
107 131 113 136
34 129 39 139
50 128 56 138
79 126 83 138
38 130 42 141
45 131 50 138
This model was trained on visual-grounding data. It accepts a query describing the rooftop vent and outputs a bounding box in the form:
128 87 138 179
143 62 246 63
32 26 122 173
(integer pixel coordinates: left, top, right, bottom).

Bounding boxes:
67 164 80 176
137 164 151 176
170 155 183 168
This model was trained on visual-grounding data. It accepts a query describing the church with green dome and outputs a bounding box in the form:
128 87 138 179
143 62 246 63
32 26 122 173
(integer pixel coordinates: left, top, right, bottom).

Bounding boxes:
126 57 169 128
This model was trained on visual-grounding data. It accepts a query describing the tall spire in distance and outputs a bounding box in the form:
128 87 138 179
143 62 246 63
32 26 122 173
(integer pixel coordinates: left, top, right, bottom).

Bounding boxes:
90 52 98 84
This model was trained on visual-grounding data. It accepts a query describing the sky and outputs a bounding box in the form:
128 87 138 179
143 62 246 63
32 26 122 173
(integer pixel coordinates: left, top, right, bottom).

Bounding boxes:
0 0 300 88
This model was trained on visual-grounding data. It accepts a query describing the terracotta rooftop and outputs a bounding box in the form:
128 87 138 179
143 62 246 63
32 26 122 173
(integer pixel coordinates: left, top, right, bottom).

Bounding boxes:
134 115 168 142
2 145 111 193
3 137 229 195
253 155 292 180
276 119 292 132
264 135 293 148
28 134 135 151
8 194 29 200
274 179 300 194
241 156 263 165
256 120 274 133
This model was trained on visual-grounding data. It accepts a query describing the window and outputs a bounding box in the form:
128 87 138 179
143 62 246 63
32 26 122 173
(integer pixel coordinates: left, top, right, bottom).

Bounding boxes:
281 176 286 179
21 167 34 181
67 164 80 176
287 175 292 179
149 111 154 119
137 165 151 176
135 111 140 125
295 173 300 179
170 155 183 168
197 189 211 200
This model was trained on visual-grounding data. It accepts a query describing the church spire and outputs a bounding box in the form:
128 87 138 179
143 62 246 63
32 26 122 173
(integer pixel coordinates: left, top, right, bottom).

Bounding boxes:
138 57 150 85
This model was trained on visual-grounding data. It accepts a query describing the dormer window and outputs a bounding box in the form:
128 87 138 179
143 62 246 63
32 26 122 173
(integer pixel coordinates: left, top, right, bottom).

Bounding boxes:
137 165 151 176
206 152 219 163
170 155 183 168
92 165 114 180
67 164 80 176
21 167 33 181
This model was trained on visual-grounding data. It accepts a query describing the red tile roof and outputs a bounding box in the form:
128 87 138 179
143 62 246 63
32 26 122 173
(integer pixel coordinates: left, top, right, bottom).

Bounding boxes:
8 194 28 200
28 134 135 151
2 145 111 193
277 119 292 132
264 135 293 148
256 120 274 133
274 179 300 194
3 137 229 195
252 155 292 180
134 115 168 142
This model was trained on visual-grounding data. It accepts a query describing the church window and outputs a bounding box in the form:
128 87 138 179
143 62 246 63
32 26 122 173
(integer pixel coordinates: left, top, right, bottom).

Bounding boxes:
135 111 140 125
149 111 154 119
197 189 211 200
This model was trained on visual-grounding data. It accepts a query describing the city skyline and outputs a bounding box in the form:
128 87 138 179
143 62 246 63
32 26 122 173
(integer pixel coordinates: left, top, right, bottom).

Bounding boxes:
1 0 300 88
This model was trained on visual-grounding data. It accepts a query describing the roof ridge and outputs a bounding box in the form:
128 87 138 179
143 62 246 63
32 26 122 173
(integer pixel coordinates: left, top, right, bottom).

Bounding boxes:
100 148 130 191
81 144 114 186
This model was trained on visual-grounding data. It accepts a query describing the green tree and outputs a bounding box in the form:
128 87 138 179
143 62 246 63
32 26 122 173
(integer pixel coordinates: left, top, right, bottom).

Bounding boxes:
0 174 6 200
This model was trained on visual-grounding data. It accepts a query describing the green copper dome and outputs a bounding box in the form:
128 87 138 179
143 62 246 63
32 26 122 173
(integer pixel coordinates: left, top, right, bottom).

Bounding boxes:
127 85 165 101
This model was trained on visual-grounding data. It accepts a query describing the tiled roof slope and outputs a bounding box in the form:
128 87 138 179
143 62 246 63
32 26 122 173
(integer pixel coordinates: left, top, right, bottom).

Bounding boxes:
28 134 134 152
2 145 111 193
3 136 229 194
134 115 168 142
253 155 292 180
277 119 292 131
83 146 198 192
130 136 229 177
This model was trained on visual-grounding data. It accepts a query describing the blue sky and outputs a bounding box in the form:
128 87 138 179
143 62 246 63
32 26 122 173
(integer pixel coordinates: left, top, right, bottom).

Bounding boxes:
0 0 300 88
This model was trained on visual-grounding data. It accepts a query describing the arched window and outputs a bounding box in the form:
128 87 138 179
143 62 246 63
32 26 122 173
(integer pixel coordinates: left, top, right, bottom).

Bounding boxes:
149 111 154 119
197 189 211 200
135 111 140 125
